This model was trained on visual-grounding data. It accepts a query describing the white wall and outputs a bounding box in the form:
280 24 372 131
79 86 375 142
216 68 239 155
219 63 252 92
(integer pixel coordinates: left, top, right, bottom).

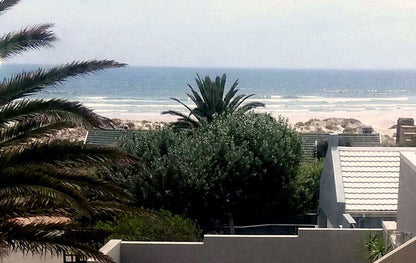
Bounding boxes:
397 152 416 235
319 144 346 228
112 229 381 263
99 239 122 263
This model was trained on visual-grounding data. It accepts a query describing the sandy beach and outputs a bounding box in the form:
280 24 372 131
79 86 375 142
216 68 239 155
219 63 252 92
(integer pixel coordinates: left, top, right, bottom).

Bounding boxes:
279 110 413 137
101 108 415 138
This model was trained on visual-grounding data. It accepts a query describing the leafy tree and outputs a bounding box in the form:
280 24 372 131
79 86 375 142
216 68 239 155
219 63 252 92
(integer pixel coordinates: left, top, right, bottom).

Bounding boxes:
314 139 328 160
118 113 302 226
162 74 265 128
292 161 323 213
0 1 131 262
96 210 201 242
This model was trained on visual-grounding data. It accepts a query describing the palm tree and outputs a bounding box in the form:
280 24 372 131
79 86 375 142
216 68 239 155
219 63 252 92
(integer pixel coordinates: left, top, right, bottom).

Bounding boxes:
162 74 265 128
0 0 132 262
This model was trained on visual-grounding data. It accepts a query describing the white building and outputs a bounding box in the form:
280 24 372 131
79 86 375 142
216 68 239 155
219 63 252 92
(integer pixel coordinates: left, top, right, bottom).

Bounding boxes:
318 134 416 228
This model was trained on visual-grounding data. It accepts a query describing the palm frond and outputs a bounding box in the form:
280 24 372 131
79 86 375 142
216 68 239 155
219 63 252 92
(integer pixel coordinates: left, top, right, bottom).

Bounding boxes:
0 0 20 14
0 169 92 217
216 74 226 100
165 74 264 128
0 24 56 60
233 94 256 110
80 200 134 218
0 3 132 258
0 99 112 128
161 110 191 119
239 102 265 113
169 98 193 114
21 164 132 202
0 60 126 105
161 110 200 128
0 189 76 219
0 168 131 220
0 141 133 169
187 87 207 113
0 120 71 147
194 74 209 105
227 93 247 111
223 79 239 108
1 222 114 263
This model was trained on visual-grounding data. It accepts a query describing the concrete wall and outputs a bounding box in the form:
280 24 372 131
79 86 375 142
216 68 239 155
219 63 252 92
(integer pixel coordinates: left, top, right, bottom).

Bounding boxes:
99 239 122 263
1 252 61 263
319 141 346 228
342 213 357 228
116 229 381 263
374 236 416 263
397 152 416 235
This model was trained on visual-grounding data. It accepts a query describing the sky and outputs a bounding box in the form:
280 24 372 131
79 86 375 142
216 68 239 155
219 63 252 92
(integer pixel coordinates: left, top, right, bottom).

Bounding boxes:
2 0 416 69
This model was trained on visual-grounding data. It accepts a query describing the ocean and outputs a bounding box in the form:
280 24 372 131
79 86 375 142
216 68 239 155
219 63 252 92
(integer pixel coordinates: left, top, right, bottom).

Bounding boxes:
2 64 416 119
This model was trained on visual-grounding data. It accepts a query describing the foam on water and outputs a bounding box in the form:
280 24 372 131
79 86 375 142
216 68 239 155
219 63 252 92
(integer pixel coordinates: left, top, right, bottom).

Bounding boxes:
2 64 416 116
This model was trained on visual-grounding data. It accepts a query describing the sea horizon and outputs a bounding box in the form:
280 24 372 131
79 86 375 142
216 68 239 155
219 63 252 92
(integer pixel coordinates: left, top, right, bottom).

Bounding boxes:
5 62 416 71
2 63 416 131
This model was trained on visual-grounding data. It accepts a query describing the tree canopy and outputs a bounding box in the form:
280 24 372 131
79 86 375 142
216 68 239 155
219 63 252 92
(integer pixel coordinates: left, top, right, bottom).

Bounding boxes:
117 113 302 226
96 210 201 242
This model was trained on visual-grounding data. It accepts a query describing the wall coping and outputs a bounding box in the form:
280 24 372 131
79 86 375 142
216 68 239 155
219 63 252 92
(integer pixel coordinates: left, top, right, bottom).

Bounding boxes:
100 239 121 254
121 241 204 245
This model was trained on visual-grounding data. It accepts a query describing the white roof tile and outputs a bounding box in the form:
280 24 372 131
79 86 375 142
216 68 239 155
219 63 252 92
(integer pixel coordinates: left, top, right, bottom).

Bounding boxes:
338 148 412 213
340 156 399 162
339 151 400 157
342 166 399 172
345 204 397 211
343 182 398 188
342 172 398 178
344 193 397 200
344 188 398 194
343 177 399 183
346 199 397 205
340 161 399 167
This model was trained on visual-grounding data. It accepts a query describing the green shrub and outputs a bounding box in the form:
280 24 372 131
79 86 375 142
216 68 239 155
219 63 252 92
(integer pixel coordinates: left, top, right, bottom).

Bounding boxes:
117 112 302 225
292 161 323 213
364 234 392 262
96 210 201 242
314 139 329 160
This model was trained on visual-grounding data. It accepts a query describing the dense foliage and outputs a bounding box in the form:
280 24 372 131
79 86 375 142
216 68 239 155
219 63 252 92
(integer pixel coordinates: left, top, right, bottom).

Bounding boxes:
364 234 392 262
96 210 201 242
292 161 323 213
162 74 264 129
117 113 302 225
0 1 129 262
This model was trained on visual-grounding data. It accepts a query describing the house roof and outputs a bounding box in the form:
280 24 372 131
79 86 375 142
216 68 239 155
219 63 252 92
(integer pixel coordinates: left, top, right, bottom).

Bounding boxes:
84 129 153 146
337 147 416 214
84 129 125 146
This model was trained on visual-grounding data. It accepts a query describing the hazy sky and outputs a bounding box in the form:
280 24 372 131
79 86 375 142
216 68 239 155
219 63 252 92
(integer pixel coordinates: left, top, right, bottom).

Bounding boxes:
2 0 416 69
